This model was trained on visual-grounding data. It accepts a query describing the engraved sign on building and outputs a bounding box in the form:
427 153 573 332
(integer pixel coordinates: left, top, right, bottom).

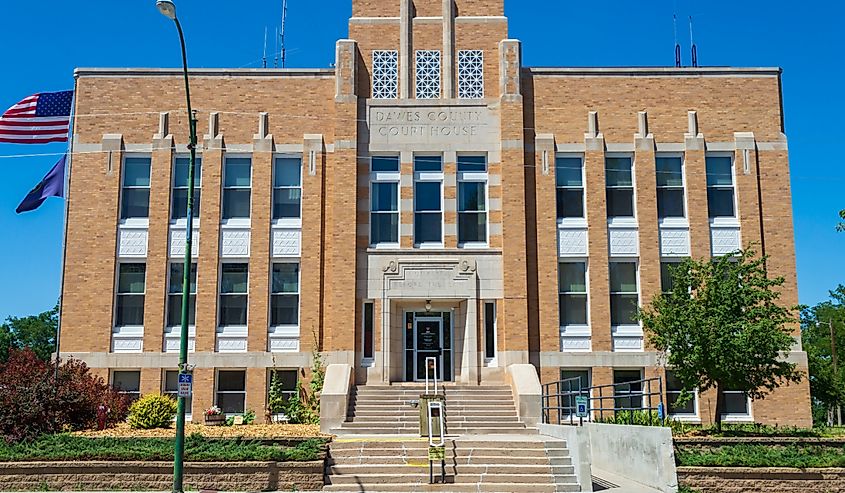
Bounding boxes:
368 103 499 148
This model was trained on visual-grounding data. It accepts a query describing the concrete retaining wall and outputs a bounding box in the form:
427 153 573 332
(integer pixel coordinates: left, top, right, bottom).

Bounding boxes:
678 467 845 492
587 422 677 493
0 461 324 492
538 423 593 491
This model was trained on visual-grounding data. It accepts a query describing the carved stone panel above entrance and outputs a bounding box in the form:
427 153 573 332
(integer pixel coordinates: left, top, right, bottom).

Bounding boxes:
382 257 477 299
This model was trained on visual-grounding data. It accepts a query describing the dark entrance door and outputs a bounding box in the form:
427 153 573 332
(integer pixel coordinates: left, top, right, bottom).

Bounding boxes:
415 318 442 381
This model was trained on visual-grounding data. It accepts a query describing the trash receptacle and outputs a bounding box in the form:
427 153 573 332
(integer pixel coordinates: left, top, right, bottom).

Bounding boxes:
419 394 446 437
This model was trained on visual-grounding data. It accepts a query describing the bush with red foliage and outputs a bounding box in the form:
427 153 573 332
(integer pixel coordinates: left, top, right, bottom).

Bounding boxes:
0 349 129 442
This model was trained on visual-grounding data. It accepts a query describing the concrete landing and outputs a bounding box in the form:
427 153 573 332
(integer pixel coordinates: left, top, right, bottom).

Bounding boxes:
592 468 664 493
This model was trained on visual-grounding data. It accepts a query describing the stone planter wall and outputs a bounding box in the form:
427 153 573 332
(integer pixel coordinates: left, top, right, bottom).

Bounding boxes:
0 461 324 492
678 467 845 492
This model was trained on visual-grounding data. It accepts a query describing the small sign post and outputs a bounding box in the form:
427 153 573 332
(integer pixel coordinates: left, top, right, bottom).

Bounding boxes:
575 395 589 425
427 401 446 484
178 373 193 398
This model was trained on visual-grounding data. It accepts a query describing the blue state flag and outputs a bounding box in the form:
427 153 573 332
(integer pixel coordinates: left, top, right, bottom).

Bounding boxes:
16 155 66 214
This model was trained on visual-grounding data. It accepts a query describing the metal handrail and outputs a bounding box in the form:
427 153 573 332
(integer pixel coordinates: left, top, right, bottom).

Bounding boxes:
542 376 665 426
425 356 439 394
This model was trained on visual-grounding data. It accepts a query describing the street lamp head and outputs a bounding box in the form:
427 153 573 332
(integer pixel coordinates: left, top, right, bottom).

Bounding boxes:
156 0 177 20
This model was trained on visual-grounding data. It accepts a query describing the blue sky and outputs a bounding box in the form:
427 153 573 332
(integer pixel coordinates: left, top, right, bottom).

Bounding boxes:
0 0 842 320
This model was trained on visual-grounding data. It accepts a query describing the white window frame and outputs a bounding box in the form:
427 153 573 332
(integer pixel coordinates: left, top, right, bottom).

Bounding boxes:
483 301 497 365
558 259 590 331
556 154 587 227
170 154 202 226
609 259 643 348
560 368 593 420
415 50 441 100
215 369 247 416
659 257 686 294
218 262 249 329
369 155 401 249
270 261 300 329
613 368 645 410
272 155 303 228
114 262 146 329
111 369 141 402
706 152 740 227
164 262 197 353
372 50 399 100
163 369 192 421
457 49 484 99
457 154 489 248
720 389 754 423
666 370 700 423
414 154 444 249
605 153 637 227
120 154 152 226
655 153 688 228
221 154 252 226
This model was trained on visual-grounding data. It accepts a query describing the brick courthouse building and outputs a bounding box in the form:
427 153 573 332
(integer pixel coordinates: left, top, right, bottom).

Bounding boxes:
60 0 811 426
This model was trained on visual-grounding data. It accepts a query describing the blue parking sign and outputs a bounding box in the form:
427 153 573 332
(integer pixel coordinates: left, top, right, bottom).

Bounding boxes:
178 373 192 397
179 373 192 384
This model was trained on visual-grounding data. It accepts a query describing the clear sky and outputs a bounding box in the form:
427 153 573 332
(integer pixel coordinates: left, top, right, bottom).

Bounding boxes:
0 0 842 320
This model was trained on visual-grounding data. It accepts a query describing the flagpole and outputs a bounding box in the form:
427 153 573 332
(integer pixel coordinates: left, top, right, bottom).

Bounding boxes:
54 80 77 383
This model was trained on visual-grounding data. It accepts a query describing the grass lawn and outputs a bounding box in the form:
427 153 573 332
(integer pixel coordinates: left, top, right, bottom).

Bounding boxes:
0 434 326 462
676 444 845 468
672 422 845 438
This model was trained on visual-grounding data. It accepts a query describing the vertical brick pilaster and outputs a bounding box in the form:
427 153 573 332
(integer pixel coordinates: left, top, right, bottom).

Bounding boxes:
634 146 660 350
301 137 326 354
248 151 272 353
245 368 267 421
685 148 711 260
400 153 414 248
143 142 174 354
585 146 611 352
140 368 161 396
444 155 458 248
192 367 215 418
195 145 223 353
534 136 559 354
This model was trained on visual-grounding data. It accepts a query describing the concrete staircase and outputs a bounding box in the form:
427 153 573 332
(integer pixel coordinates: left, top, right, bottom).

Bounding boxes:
324 437 580 492
330 384 534 435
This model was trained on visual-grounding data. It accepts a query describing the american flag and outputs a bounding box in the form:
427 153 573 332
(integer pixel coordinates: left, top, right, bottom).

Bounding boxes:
0 90 73 144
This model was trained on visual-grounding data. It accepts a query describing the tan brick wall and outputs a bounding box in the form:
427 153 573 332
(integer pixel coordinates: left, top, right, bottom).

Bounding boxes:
248 152 272 353
195 148 222 353
584 149 611 351
143 147 173 354
685 149 712 258
635 148 660 349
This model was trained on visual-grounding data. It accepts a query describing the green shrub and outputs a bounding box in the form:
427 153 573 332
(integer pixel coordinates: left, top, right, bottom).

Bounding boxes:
675 444 845 468
127 394 177 430
597 410 664 427
225 409 256 426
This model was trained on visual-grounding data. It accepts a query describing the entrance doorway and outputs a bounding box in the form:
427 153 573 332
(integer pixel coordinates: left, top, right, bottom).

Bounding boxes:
404 311 453 382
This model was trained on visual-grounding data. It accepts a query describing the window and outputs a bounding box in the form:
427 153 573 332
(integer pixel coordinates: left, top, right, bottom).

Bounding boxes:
660 260 684 294
720 387 751 418
121 157 151 220
556 157 585 219
606 157 634 219
271 263 299 326
414 155 443 245
167 263 197 328
219 264 248 326
216 370 246 414
269 369 298 404
484 302 496 360
706 156 736 219
458 156 487 245
666 371 696 417
457 50 484 99
116 263 146 326
372 50 399 99
609 262 639 326
613 369 643 410
561 369 591 415
415 50 441 99
171 157 201 220
273 157 302 221
164 370 192 416
112 370 141 403
656 156 685 219
222 157 252 220
559 262 588 326
363 302 374 360
370 156 400 246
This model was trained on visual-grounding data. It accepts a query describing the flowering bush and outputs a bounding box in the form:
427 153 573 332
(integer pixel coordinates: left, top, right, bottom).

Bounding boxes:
0 349 129 442
204 406 223 417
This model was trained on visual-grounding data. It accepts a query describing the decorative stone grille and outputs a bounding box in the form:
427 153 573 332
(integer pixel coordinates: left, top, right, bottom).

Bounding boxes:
458 50 484 99
415 50 441 99
372 50 398 99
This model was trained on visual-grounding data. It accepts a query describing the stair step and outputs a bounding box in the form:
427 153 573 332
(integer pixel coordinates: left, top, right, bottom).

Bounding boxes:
328 455 572 466
323 483 579 492
328 464 576 475
325 472 569 485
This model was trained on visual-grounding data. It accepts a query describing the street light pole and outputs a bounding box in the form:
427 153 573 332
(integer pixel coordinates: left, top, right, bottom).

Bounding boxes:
156 2 196 492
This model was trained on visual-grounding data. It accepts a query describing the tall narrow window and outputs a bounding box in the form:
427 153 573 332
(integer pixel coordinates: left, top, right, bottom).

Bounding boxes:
112 370 141 403
414 155 443 245
706 156 736 219
219 263 248 327
457 50 484 99
222 157 252 220
660 260 685 294
561 369 591 415
559 262 588 326
372 50 399 99
121 157 151 220
458 155 487 245
171 157 202 220
613 369 643 410
556 156 585 219
609 262 639 326
666 371 697 417
370 156 400 246
606 157 634 219
484 302 496 360
268 370 299 404
656 156 685 219
363 302 375 360
164 370 192 415
415 50 441 99
720 386 750 418
216 370 246 414
271 263 300 326
116 263 146 326
273 157 302 221
167 263 197 328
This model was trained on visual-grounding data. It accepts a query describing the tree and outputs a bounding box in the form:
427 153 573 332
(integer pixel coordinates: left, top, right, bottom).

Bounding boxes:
639 249 803 431
0 303 58 362
838 210 845 232
801 285 845 425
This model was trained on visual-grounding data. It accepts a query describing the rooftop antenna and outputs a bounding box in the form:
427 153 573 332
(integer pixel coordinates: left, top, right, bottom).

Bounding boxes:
673 14 682 68
280 0 289 68
274 27 279 68
689 16 699 68
263 27 268 68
